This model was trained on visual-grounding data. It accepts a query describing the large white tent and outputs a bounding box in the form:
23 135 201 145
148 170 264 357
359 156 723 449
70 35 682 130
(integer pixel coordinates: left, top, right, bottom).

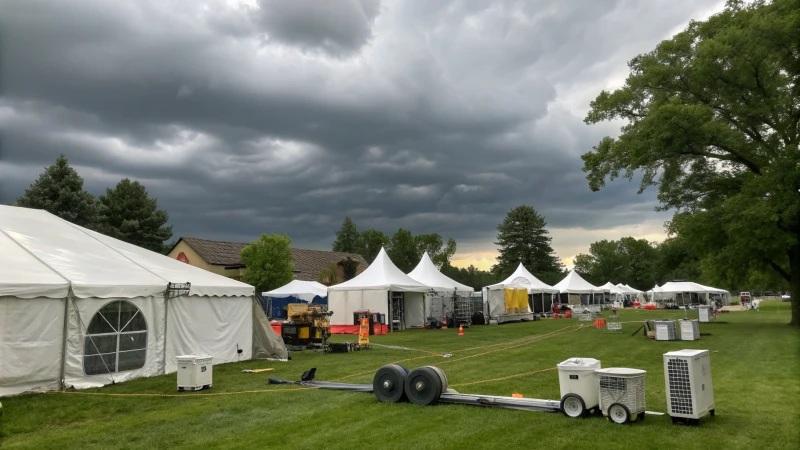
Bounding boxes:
408 252 474 323
483 263 559 320
553 270 609 307
648 281 729 305
600 282 627 300
0 205 287 397
328 248 429 332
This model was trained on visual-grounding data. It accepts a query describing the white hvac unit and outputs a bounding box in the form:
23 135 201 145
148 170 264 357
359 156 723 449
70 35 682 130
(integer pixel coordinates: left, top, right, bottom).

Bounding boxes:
679 320 700 341
698 306 712 323
664 349 715 425
596 368 646 424
177 355 213 392
557 357 601 418
654 320 676 341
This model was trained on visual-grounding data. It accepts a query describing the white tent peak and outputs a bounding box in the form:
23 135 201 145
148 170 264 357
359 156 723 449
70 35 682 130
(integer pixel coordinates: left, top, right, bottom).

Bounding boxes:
408 251 473 293
486 262 558 293
600 281 626 295
328 247 428 292
263 280 328 302
553 270 608 294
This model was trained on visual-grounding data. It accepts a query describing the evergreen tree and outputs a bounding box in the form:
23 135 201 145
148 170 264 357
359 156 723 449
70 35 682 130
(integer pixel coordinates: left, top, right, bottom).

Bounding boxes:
96 179 172 252
493 205 561 279
15 155 99 227
332 217 360 253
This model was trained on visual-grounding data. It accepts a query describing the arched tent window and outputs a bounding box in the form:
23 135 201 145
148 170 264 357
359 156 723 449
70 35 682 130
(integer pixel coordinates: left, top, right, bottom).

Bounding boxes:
84 300 148 375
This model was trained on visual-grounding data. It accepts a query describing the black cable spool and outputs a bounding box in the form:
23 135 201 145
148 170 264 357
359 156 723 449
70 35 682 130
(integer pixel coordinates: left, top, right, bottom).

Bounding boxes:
404 366 445 405
372 364 410 403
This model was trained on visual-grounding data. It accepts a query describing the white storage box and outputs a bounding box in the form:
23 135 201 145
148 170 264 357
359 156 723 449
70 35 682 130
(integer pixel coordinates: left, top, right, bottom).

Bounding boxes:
664 349 715 423
177 355 213 392
679 320 700 341
654 320 677 341
557 358 601 417
596 368 647 424
698 306 712 323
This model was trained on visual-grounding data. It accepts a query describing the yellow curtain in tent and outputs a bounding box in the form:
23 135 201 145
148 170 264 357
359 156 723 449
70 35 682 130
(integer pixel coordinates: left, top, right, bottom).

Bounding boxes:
516 289 528 311
505 288 515 311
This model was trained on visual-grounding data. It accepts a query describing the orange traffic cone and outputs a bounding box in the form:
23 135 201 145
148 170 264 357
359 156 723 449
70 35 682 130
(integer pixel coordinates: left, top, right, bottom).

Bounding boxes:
458 325 464 336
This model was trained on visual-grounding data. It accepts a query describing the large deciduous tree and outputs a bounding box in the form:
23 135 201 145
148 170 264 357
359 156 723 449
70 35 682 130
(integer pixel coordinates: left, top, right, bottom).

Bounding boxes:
414 233 457 268
583 0 800 325
357 229 390 263
332 217 360 253
573 237 658 289
96 179 173 252
493 205 562 280
387 228 419 273
15 155 99 227
241 233 295 293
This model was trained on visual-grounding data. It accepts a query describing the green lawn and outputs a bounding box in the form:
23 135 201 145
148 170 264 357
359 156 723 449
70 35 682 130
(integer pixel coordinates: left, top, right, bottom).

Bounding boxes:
2 301 798 449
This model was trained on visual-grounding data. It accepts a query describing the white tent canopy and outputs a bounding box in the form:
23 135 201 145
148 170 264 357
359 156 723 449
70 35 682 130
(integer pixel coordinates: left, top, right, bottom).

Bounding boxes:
408 252 473 293
263 280 328 302
327 248 428 330
600 282 627 295
329 248 429 292
647 281 729 305
0 205 286 397
486 263 559 294
553 270 608 294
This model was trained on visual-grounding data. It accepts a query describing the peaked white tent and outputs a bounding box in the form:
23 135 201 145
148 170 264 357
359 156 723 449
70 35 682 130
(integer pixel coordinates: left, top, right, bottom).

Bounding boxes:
482 264 559 321
328 248 429 332
408 252 474 323
408 252 473 293
0 205 287 397
553 270 609 307
600 282 627 300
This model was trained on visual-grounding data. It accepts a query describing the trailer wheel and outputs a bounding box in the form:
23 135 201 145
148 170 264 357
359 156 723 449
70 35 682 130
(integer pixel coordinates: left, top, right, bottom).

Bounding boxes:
608 403 631 424
373 364 409 403
404 366 444 406
560 394 586 418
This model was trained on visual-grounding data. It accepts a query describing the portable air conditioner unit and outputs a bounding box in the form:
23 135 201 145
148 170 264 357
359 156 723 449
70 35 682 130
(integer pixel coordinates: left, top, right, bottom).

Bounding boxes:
654 320 677 341
679 320 700 341
698 306 712 323
664 349 715 425
595 368 646 424
177 355 213 392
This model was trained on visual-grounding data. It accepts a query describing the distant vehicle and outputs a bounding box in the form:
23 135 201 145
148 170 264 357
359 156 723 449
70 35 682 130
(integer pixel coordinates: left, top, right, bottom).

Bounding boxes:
740 292 752 303
782 293 791 302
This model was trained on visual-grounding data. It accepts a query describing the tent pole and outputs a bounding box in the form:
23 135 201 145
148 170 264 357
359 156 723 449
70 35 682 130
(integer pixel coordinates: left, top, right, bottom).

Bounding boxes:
388 290 393 333
163 289 169 374
59 294 70 391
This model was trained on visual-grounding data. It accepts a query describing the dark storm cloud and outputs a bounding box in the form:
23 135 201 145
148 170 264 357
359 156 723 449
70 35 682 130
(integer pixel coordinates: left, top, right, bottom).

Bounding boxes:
0 0 725 261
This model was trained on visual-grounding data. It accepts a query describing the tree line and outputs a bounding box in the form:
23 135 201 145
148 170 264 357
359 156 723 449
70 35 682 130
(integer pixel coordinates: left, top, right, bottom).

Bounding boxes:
12 155 173 253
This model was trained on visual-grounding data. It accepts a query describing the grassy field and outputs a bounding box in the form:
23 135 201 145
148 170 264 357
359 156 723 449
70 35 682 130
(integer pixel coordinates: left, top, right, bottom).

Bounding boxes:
1 301 798 449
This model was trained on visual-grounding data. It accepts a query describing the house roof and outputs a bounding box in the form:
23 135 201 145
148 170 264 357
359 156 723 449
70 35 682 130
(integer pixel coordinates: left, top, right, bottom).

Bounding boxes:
176 237 369 281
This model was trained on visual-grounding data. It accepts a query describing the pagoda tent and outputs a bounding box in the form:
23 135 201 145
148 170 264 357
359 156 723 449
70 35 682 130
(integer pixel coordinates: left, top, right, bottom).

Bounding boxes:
328 248 429 333
600 282 627 303
552 270 609 307
0 205 287 397
262 280 328 319
483 263 559 320
407 252 473 322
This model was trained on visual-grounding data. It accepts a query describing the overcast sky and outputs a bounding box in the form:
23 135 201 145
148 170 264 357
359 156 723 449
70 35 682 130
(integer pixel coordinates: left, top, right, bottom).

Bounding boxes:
0 0 725 269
